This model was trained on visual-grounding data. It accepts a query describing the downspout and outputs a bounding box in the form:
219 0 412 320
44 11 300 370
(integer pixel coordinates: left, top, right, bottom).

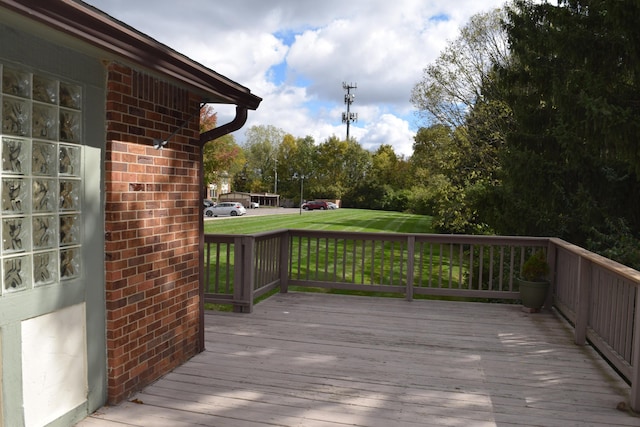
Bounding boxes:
197 105 249 352
199 105 248 146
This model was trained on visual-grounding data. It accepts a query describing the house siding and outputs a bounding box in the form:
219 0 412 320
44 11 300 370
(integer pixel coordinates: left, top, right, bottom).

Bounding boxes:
104 62 202 403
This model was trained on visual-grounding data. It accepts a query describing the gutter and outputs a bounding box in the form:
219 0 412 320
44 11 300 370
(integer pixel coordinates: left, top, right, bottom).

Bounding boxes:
199 106 248 146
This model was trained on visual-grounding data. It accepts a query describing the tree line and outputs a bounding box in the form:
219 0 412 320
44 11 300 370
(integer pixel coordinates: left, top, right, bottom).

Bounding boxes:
202 117 414 210
204 0 640 269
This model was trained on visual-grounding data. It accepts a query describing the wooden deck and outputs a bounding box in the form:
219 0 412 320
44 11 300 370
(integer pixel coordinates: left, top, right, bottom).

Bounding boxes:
77 293 640 426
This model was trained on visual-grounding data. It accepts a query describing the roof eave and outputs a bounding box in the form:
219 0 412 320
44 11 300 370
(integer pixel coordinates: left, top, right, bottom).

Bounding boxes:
0 0 262 110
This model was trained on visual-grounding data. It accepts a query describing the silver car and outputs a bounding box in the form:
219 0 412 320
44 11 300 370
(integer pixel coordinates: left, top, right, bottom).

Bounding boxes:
204 202 247 217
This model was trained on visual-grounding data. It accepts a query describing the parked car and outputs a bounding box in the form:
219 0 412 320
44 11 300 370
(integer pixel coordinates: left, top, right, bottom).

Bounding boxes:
302 200 329 210
204 202 246 217
327 202 338 209
250 202 259 209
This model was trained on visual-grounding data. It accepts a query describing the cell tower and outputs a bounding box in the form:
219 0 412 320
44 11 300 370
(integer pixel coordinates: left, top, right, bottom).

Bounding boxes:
342 82 357 141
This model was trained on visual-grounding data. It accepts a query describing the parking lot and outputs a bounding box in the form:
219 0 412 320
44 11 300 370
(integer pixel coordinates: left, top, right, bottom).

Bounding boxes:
204 207 304 219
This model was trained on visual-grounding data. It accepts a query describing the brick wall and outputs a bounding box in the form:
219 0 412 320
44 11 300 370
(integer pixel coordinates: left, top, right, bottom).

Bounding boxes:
104 62 203 403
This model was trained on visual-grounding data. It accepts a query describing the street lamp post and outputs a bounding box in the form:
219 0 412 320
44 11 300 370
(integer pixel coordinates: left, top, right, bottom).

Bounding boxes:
274 158 278 194
294 173 305 215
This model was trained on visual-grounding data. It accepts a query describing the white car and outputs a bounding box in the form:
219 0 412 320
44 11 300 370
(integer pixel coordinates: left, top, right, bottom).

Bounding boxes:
250 202 259 209
204 202 246 217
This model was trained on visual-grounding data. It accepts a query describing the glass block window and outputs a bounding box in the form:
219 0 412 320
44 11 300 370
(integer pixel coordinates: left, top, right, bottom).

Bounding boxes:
0 64 83 295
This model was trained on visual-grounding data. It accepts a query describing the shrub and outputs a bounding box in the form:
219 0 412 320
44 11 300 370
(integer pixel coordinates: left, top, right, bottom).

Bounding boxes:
521 250 549 281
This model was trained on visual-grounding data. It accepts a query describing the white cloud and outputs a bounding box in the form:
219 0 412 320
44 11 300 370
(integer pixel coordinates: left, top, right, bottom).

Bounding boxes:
361 114 415 157
86 0 508 155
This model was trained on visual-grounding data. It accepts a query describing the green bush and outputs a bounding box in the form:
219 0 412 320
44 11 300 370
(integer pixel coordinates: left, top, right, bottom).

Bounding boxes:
521 250 549 281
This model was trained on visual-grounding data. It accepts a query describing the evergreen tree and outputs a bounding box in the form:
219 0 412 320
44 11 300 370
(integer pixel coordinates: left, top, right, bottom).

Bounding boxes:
491 0 640 266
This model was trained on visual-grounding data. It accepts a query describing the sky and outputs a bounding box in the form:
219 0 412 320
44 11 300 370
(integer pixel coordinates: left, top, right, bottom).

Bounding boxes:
85 0 507 157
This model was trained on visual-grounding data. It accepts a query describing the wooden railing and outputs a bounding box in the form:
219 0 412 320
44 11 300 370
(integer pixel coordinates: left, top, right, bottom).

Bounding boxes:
204 230 288 313
550 238 640 407
203 229 640 410
285 231 548 299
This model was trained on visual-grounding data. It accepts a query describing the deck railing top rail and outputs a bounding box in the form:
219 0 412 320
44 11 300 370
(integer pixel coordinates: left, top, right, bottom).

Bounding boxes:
273 229 550 245
551 237 640 283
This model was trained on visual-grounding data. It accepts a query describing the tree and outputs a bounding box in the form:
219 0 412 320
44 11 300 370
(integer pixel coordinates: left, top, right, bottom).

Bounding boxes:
242 125 285 192
411 125 459 181
200 104 217 133
409 9 510 233
488 0 640 266
200 106 245 198
202 134 244 193
311 136 347 199
344 144 411 211
408 125 474 232
277 135 316 204
411 8 509 131
311 136 371 201
370 145 408 190
274 134 297 199
342 139 372 192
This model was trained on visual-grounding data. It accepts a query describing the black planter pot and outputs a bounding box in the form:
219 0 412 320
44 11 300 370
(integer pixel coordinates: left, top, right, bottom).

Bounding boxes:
517 278 550 310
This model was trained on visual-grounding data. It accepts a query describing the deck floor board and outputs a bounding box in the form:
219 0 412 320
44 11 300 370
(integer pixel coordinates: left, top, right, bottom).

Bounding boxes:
77 293 640 426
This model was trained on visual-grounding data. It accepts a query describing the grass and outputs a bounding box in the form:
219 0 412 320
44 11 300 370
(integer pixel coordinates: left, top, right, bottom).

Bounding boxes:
204 209 436 310
204 208 434 235
204 209 521 311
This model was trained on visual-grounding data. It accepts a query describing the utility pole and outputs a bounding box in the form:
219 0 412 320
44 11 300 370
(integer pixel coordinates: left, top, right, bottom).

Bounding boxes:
342 82 357 141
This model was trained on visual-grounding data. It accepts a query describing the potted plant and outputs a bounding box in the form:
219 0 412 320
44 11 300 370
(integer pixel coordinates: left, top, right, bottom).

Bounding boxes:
517 250 550 311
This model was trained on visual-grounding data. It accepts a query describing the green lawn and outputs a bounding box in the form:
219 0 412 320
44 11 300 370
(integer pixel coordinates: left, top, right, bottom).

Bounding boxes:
203 209 437 310
204 209 524 310
204 208 434 235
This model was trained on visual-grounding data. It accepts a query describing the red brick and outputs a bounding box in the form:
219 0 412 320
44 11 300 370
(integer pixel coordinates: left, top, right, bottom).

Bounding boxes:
104 61 202 405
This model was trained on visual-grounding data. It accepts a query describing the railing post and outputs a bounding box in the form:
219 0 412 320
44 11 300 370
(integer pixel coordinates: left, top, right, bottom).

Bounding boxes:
545 242 557 309
232 236 254 313
280 231 290 293
631 285 640 411
574 256 591 346
405 235 415 301
243 236 255 313
232 236 244 312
